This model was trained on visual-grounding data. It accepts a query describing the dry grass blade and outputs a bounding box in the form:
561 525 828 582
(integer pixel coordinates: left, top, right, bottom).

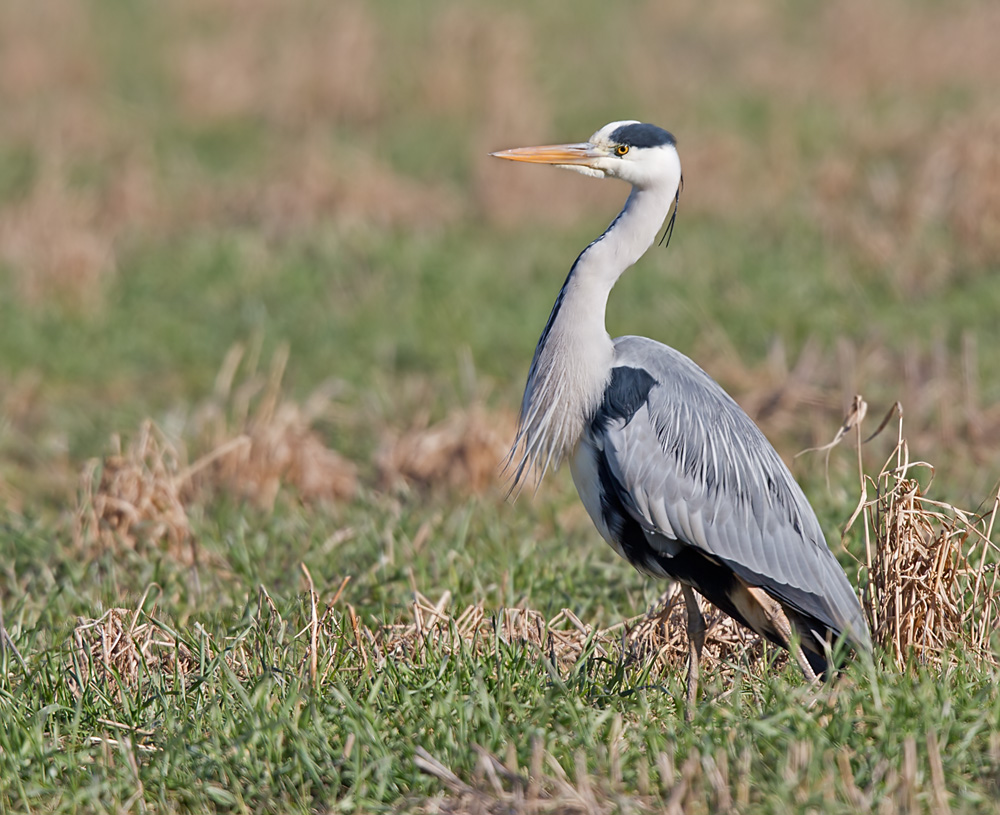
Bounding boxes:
413 742 667 815
301 563 319 686
796 393 869 458
414 747 477 796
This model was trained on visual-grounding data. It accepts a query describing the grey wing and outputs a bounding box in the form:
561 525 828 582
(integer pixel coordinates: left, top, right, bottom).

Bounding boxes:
599 336 870 651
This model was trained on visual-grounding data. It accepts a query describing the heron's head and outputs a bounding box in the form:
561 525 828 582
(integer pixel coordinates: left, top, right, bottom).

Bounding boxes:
491 120 681 192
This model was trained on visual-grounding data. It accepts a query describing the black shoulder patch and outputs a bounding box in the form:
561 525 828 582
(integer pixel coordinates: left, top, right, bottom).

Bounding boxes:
592 366 657 433
609 123 676 149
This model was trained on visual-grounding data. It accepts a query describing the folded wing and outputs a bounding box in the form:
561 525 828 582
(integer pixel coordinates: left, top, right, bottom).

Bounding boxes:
590 335 870 654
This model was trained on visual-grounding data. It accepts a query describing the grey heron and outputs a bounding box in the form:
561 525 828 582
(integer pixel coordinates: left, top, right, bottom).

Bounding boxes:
492 121 871 714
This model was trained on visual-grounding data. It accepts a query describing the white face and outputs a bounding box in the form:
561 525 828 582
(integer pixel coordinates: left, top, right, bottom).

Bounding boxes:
561 120 682 192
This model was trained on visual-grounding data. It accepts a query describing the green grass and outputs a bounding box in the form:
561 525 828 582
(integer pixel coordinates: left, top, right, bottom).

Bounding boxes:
3 0 1000 811
3 498 1000 813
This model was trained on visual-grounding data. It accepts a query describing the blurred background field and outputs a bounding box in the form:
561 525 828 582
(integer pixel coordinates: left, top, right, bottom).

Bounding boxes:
2 0 1000 811
2 0 1000 503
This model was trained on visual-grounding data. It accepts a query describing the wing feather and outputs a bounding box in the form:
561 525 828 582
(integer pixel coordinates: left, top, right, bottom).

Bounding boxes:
599 336 870 650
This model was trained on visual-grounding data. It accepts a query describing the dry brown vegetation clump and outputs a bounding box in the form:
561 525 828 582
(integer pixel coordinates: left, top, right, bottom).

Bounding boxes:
622 584 783 678
187 343 358 509
68 582 326 699
862 465 1000 670
69 600 197 700
70 342 525 565
73 346 358 560
376 405 516 495
370 587 779 686
816 397 1000 670
378 593 598 672
74 420 196 563
68 587 287 702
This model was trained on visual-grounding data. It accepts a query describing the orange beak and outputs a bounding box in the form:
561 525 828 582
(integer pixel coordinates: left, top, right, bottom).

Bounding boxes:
489 142 603 167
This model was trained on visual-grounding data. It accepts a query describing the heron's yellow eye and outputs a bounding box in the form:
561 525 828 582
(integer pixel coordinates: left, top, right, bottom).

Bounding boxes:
615 145 629 156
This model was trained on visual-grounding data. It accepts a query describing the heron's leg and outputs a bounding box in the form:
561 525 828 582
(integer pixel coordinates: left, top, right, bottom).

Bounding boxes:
681 584 705 722
745 586 819 683
790 640 819 684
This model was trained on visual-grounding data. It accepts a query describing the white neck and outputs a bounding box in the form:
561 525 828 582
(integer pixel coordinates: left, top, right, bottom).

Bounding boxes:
507 183 677 489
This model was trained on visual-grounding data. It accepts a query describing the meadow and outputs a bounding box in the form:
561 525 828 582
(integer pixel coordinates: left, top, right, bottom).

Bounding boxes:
2 0 1000 811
